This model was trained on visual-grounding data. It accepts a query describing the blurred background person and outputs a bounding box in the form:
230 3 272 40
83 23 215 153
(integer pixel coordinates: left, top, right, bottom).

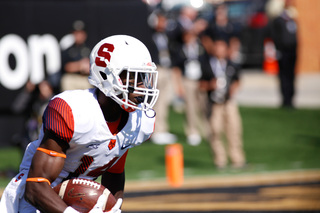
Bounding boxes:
199 36 246 169
12 80 54 156
269 0 298 108
148 9 177 145
167 5 208 146
203 3 243 68
60 20 92 92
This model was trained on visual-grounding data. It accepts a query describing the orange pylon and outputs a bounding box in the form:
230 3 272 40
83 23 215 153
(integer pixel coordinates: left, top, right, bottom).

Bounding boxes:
165 143 184 187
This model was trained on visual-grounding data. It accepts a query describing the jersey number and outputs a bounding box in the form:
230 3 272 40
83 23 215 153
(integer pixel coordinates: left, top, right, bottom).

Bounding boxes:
95 43 115 67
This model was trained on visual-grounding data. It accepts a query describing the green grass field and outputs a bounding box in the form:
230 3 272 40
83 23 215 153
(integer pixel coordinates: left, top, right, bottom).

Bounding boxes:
1 106 320 188
125 106 320 179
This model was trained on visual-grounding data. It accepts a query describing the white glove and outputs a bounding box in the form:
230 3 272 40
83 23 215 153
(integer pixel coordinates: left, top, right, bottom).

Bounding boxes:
107 198 122 213
63 207 80 213
89 193 122 213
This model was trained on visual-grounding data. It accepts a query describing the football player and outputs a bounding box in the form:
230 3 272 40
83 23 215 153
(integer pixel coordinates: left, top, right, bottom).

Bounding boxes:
0 35 159 213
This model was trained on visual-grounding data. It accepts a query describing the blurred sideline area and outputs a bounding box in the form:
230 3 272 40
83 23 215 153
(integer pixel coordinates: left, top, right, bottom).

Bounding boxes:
0 1 319 160
0 0 320 210
1 1 320 212
0 0 319 148
236 69 320 108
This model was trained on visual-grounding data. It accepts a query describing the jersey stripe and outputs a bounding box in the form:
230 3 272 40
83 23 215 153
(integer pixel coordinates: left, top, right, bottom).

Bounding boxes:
73 155 94 176
43 97 74 143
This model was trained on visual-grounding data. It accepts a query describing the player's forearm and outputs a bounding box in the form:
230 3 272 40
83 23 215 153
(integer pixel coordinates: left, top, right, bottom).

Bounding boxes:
101 171 125 199
25 182 69 213
112 190 124 201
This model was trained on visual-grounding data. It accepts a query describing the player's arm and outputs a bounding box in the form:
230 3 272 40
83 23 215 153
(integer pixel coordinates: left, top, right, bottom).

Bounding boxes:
25 97 76 212
101 171 125 200
101 150 128 201
25 130 70 213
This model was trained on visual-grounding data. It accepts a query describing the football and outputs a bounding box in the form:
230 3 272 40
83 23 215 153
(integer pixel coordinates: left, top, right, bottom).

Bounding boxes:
53 178 116 213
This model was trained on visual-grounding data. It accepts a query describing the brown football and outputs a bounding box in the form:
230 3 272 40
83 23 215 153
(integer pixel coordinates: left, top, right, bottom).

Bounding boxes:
53 178 116 213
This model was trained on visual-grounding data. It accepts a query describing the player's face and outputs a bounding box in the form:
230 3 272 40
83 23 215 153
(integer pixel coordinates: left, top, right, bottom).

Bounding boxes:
119 70 146 105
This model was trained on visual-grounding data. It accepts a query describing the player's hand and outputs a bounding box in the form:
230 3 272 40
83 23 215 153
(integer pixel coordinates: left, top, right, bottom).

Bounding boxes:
88 193 107 213
63 206 80 213
88 193 122 213
107 198 122 213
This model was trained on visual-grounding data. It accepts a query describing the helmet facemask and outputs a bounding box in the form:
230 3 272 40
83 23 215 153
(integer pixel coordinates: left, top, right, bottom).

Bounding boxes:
113 64 159 112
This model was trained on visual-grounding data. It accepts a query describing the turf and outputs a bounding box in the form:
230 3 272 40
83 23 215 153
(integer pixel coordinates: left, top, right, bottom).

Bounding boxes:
241 107 320 171
125 106 320 179
0 106 320 188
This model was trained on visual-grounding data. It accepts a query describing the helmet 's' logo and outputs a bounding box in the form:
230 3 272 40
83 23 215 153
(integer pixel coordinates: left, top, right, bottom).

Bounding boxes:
95 43 115 68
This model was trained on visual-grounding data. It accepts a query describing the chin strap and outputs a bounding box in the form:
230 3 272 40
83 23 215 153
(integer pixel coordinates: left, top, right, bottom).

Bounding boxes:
120 103 136 112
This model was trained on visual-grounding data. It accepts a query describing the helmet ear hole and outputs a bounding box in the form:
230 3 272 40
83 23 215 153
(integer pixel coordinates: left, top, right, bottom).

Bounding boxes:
99 71 107 80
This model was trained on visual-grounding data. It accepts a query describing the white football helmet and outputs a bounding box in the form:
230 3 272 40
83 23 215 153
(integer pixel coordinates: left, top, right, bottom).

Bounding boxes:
88 35 159 112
